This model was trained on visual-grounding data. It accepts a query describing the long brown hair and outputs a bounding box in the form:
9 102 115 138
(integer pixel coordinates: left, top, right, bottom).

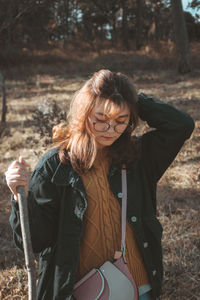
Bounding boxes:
52 69 139 174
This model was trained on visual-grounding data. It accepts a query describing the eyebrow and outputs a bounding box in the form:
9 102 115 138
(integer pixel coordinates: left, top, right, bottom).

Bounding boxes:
96 112 129 118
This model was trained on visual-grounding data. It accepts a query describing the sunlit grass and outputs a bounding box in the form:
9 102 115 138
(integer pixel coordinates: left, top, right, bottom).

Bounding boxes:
0 51 199 299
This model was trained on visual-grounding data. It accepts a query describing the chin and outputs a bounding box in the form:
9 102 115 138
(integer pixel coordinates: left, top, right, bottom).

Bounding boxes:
97 139 116 147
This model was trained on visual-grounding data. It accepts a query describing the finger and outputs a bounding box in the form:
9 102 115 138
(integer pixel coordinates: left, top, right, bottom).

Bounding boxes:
8 160 20 170
6 180 28 191
7 162 25 173
18 156 26 166
17 158 27 171
6 179 28 189
7 157 27 171
5 171 29 185
6 175 28 182
7 163 27 173
7 177 28 185
7 167 27 174
5 169 28 178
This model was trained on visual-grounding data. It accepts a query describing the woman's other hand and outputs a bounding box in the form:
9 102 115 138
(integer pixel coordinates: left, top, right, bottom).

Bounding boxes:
5 156 29 201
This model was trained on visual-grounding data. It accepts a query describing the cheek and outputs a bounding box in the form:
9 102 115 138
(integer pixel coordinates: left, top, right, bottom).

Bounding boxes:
90 126 99 137
90 128 104 142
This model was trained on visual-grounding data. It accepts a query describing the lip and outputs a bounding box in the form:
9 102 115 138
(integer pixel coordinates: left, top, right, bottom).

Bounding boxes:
102 136 114 140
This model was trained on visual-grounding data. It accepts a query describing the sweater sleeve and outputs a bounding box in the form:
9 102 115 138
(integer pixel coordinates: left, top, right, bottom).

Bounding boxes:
9 168 60 253
137 93 195 182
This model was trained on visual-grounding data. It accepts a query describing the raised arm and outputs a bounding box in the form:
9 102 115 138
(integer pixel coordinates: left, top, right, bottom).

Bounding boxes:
137 93 195 182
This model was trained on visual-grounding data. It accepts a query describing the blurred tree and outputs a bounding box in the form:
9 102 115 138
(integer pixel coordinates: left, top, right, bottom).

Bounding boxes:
21 0 53 48
0 0 34 53
0 0 54 53
189 0 200 23
184 11 197 40
63 0 70 39
77 0 108 49
121 0 129 49
154 1 162 41
91 0 121 44
189 0 200 9
135 0 143 49
134 0 173 48
171 0 192 73
0 0 199 59
51 0 79 44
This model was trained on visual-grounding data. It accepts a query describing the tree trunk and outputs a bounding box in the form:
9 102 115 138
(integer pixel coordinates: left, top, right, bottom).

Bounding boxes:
155 2 160 41
112 15 117 45
171 0 192 73
122 1 129 50
5 0 15 56
64 0 69 36
63 0 70 48
136 0 143 50
0 72 7 123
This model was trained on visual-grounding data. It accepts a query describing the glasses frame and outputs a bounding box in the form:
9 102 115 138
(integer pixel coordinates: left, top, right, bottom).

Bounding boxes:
91 120 129 134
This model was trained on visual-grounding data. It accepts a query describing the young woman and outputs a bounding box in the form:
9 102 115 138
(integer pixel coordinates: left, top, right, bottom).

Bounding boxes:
6 69 194 300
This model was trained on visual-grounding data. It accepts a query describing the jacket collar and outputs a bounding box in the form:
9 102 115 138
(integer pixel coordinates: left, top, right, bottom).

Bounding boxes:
51 160 120 189
51 161 83 190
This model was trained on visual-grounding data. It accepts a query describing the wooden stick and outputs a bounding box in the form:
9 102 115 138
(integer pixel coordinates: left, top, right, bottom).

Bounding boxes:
17 186 36 300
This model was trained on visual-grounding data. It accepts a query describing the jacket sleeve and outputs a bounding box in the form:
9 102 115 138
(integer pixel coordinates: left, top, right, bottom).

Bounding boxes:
9 168 60 253
137 93 195 182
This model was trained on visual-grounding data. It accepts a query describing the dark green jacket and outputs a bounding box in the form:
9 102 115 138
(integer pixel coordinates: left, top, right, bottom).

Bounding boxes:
10 93 194 300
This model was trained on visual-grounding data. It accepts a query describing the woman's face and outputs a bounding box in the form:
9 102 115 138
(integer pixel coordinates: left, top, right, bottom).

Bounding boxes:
88 100 130 148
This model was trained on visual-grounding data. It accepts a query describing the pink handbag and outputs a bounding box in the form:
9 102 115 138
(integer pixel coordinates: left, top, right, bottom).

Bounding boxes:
72 167 139 300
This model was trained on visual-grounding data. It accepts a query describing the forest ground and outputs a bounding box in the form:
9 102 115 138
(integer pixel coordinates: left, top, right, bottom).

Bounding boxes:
0 42 200 299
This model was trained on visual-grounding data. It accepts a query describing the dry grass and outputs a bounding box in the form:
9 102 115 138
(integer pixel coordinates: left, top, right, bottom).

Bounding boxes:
0 45 200 299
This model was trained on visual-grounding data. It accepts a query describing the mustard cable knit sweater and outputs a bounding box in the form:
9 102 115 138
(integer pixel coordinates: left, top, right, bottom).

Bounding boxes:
76 150 149 287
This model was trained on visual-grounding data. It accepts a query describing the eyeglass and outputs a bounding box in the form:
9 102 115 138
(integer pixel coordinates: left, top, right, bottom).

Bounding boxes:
91 120 129 134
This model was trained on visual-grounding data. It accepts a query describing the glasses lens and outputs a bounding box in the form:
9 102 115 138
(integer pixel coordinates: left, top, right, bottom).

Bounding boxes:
93 121 128 133
94 122 108 132
115 124 128 133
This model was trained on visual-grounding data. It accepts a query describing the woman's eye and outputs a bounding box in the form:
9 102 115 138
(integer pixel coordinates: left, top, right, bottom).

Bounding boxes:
96 118 106 123
116 120 126 124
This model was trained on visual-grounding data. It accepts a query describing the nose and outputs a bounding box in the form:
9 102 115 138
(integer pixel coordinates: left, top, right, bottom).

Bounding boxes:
107 121 116 133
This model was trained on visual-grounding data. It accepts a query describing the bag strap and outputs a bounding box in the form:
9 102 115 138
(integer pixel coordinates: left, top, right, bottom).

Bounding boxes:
121 164 127 260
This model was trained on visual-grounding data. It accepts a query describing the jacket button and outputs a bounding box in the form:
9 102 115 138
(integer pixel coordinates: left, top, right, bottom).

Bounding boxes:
131 216 137 222
152 270 157 276
143 242 148 248
117 192 123 198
